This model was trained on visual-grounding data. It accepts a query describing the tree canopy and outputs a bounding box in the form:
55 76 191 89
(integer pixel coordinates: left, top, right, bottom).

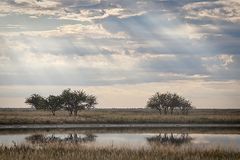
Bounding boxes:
46 95 63 116
25 89 97 116
60 89 97 116
146 92 193 115
25 94 47 110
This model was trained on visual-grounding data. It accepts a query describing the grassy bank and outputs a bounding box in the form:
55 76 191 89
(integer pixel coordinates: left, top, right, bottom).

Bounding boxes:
1 127 240 134
0 109 240 124
0 143 239 160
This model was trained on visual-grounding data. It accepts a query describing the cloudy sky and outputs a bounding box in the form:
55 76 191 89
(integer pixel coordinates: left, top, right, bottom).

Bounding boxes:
0 0 240 108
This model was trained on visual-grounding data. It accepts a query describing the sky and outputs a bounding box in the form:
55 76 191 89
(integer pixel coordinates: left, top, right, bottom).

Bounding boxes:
0 0 240 108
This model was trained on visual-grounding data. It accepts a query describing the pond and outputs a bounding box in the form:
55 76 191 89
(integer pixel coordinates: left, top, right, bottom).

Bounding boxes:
0 128 240 150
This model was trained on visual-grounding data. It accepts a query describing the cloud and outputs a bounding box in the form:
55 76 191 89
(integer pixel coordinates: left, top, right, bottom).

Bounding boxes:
0 0 149 21
14 0 60 9
0 0 240 86
103 8 146 19
1 0 240 24
0 0 240 109
201 54 240 81
0 37 211 86
218 54 234 67
139 55 208 76
0 0 61 17
183 0 240 23
202 54 234 70
0 22 128 39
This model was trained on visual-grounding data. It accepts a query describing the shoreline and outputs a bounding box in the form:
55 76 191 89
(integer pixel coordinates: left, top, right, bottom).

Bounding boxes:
1 123 240 130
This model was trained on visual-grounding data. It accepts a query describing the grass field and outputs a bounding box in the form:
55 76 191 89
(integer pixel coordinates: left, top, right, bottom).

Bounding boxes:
0 108 240 125
0 143 239 160
1 109 240 160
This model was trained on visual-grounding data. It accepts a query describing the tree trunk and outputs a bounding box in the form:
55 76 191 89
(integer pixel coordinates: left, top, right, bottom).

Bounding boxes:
52 111 55 116
180 108 184 114
170 108 173 115
157 108 162 115
69 110 73 116
74 110 78 116
164 107 167 115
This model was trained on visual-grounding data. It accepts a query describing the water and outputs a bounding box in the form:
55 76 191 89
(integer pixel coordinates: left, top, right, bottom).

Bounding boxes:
0 129 240 149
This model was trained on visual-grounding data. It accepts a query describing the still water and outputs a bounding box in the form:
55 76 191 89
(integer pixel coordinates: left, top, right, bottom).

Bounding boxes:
0 129 240 149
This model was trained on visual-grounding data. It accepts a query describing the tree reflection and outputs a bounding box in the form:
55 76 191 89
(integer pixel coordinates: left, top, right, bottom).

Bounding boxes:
147 133 192 146
26 133 96 144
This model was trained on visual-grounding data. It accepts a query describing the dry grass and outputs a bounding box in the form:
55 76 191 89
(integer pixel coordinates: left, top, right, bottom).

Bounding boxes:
0 109 240 124
0 143 239 160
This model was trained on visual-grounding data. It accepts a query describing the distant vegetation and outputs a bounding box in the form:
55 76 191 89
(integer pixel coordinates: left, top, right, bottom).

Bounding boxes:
1 109 240 125
147 92 193 115
25 91 193 117
25 89 97 116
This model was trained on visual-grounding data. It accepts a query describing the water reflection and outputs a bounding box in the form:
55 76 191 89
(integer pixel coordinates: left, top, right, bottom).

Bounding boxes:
26 133 96 144
0 130 239 150
25 132 193 147
147 133 192 146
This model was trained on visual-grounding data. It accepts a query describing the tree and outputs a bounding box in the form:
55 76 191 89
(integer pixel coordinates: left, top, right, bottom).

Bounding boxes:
72 90 88 116
146 92 172 114
86 95 97 109
168 93 181 115
46 95 63 116
25 94 47 110
179 98 192 115
146 92 163 114
60 89 97 116
61 88 75 116
147 92 193 115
